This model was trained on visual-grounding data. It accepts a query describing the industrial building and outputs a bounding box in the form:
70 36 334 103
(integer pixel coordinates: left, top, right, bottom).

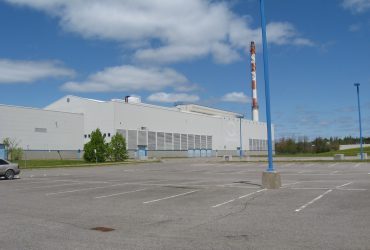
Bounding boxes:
0 42 273 160
0 95 273 159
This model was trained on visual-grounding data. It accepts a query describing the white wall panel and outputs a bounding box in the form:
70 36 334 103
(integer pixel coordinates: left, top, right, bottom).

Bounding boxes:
0 105 83 150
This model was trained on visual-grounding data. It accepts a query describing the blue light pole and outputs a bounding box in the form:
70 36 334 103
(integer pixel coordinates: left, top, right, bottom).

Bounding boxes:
259 0 274 172
239 116 243 158
354 83 364 160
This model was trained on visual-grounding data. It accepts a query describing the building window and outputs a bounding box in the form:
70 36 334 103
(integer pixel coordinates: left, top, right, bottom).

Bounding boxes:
88 134 91 138
35 128 47 133
84 134 87 138
67 98 70 103
108 133 111 137
103 133 106 138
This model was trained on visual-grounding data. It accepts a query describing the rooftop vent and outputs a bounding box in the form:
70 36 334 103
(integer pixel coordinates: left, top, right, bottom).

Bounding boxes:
124 95 141 103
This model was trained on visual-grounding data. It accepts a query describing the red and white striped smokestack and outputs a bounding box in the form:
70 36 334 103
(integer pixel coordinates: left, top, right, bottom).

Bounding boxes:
250 41 259 122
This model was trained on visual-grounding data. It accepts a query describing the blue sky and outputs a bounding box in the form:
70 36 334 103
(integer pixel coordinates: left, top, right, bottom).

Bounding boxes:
0 0 369 139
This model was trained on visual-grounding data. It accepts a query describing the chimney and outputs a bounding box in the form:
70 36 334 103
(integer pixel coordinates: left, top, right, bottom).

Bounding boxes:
250 41 259 122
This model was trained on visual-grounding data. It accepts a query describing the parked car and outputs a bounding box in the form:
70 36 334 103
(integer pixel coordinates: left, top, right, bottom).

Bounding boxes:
0 159 20 180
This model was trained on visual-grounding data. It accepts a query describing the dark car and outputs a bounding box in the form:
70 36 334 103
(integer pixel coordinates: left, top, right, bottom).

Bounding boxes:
0 159 20 180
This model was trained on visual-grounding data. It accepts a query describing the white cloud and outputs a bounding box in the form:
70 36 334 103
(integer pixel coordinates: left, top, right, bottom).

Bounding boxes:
342 0 370 13
61 65 192 92
0 59 75 84
147 92 200 103
221 92 250 103
4 0 313 64
349 23 361 32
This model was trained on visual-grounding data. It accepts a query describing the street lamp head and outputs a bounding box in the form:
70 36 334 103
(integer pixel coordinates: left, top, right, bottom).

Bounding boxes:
354 83 360 87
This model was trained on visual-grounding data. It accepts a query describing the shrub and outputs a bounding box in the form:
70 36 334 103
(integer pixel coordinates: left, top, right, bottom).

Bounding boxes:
2 137 23 161
108 133 128 161
83 129 108 162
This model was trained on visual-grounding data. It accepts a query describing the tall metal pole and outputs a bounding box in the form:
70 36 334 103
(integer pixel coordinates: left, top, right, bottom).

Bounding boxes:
239 117 243 158
259 0 274 172
354 83 364 160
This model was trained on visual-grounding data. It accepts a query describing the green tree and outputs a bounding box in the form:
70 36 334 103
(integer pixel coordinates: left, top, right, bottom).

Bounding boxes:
108 133 128 161
83 129 108 162
2 138 23 161
312 137 330 153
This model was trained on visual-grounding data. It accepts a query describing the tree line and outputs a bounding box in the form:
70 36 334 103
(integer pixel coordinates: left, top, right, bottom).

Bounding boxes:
275 136 370 154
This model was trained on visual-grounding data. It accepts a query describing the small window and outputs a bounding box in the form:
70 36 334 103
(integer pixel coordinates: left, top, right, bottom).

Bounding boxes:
84 134 87 138
67 98 70 103
35 128 47 133
88 134 91 138
108 133 111 137
103 133 106 138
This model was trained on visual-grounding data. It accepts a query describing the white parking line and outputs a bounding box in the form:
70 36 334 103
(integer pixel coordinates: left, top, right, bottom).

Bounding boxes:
16 182 100 191
295 189 333 212
212 189 266 208
336 182 353 188
291 187 330 190
238 189 266 199
46 183 125 196
212 199 236 208
281 181 301 188
13 179 72 185
94 188 147 199
339 188 367 191
353 163 361 168
143 190 199 204
45 181 158 196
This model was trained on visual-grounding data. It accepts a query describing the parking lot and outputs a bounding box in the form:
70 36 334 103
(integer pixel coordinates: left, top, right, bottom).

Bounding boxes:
1 159 369 250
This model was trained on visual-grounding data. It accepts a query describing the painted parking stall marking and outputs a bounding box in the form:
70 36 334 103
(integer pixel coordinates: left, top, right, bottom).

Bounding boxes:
143 190 199 204
336 182 352 189
295 189 333 212
212 189 266 208
95 188 147 199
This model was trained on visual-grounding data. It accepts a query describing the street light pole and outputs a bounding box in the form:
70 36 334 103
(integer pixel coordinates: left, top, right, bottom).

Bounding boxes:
259 0 274 172
259 0 281 189
354 83 364 160
239 116 243 159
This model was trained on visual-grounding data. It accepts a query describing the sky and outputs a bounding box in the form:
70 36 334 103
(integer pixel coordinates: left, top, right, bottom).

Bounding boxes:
0 0 369 139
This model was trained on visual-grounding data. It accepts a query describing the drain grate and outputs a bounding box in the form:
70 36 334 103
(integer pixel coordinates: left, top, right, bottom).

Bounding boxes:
91 227 115 232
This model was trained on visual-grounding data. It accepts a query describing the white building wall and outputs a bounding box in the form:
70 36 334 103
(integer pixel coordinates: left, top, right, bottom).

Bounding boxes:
339 144 370 150
47 96 272 151
0 105 84 150
46 96 114 144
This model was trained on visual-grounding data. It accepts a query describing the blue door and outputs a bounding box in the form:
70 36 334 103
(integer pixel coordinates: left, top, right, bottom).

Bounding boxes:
187 150 194 158
206 150 212 157
201 149 207 157
195 150 201 157
138 146 147 158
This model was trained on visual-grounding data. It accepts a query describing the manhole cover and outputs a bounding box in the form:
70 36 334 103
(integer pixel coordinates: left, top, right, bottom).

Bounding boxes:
91 227 115 232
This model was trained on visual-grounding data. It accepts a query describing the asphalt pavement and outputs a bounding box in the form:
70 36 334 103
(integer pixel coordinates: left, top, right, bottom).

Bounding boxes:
0 159 369 250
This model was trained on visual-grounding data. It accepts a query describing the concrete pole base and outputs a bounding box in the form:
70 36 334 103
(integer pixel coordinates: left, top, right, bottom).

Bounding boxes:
262 171 281 189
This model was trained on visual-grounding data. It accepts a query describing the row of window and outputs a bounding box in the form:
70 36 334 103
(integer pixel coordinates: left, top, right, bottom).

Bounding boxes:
249 139 275 151
117 129 212 151
84 133 111 139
